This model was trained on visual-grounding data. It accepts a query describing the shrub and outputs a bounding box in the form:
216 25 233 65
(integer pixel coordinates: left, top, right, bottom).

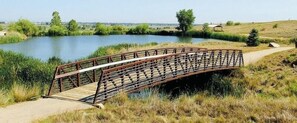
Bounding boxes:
127 24 150 34
290 38 297 43
234 22 241 26
11 82 41 102
95 23 112 35
0 89 9 106
246 29 260 46
48 56 63 65
210 32 247 42
48 25 68 36
0 50 55 88
273 24 278 29
0 34 24 44
89 42 158 58
8 19 39 36
110 25 128 35
226 21 234 26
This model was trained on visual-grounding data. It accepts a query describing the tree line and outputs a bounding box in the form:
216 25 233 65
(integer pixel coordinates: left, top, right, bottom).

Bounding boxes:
5 10 262 46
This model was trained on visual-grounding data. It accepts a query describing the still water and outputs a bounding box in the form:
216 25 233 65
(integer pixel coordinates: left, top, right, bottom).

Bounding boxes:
0 35 209 61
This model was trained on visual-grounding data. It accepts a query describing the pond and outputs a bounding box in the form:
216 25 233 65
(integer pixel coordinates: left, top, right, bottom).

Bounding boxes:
0 35 210 61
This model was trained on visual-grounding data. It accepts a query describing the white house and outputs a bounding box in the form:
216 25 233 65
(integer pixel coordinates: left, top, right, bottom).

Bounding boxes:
0 31 7 37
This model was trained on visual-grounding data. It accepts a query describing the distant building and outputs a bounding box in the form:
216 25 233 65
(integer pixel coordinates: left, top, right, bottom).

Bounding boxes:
208 24 224 32
0 31 7 37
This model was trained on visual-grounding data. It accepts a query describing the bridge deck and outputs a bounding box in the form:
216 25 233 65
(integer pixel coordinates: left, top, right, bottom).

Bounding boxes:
52 82 97 103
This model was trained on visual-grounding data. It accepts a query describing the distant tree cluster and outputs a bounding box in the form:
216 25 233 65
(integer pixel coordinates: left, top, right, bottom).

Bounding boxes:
226 21 241 26
226 21 234 26
94 23 150 35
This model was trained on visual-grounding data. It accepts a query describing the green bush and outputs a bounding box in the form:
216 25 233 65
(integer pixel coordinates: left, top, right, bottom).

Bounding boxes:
95 23 112 35
273 24 278 29
111 25 128 35
202 23 211 32
0 35 24 44
8 19 39 36
210 32 247 42
48 56 63 65
226 21 234 26
127 24 150 34
48 25 68 36
0 50 55 89
89 42 158 58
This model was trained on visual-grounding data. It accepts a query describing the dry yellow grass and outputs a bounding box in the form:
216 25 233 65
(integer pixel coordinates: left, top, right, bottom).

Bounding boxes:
37 93 297 123
0 89 9 106
11 82 40 102
195 20 297 39
111 40 275 54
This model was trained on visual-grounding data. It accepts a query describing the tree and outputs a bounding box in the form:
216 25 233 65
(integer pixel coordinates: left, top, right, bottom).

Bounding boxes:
176 9 195 36
48 25 67 36
67 19 79 35
246 29 260 46
226 21 234 26
95 23 112 35
48 11 67 36
50 11 62 27
67 19 79 32
128 24 150 34
0 25 3 31
8 19 38 36
202 23 210 32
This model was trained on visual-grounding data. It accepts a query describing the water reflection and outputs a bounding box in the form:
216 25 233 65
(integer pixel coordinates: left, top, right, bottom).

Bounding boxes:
177 37 193 43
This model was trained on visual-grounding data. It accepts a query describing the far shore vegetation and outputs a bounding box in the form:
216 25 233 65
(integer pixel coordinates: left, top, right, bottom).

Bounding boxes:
0 10 296 45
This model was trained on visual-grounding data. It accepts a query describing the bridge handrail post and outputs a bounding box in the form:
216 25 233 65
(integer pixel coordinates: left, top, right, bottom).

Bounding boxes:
76 63 80 87
93 71 104 104
47 67 59 96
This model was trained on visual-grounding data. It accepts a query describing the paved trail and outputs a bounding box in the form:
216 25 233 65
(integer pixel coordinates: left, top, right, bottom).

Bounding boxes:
0 47 294 123
243 47 294 65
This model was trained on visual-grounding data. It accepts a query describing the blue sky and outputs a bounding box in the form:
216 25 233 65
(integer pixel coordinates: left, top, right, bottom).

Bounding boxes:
0 0 296 24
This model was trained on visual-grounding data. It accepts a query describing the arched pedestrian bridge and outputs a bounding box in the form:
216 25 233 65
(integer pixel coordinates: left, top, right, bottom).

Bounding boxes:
48 47 244 104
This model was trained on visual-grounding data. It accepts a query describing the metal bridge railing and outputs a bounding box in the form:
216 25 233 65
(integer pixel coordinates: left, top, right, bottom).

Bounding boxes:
48 47 206 95
93 49 244 103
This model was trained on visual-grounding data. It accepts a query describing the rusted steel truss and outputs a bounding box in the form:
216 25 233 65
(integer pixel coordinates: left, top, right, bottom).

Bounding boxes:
48 47 206 96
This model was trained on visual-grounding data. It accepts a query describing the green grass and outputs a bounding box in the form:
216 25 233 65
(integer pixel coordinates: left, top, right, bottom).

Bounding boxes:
0 32 26 44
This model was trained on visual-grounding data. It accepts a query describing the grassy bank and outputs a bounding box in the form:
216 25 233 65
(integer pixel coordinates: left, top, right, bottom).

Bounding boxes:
37 49 297 122
0 32 27 44
0 50 55 106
